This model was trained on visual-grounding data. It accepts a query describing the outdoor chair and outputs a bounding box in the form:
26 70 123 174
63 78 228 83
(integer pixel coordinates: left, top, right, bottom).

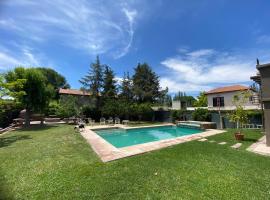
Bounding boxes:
88 118 95 126
115 117 121 124
122 120 129 125
107 117 114 125
100 117 106 125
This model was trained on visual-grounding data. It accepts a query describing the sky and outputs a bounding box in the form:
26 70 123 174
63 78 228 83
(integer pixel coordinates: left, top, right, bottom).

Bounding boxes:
1 0 270 96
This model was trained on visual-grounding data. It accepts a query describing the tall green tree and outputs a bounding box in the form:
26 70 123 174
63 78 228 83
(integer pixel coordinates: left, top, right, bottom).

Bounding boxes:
120 72 133 101
132 63 162 103
37 68 70 89
37 68 70 99
193 92 207 107
102 65 117 98
5 67 49 126
79 56 103 107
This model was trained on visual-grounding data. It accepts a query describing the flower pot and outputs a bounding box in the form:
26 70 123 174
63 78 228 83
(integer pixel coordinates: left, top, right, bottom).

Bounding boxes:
234 132 244 141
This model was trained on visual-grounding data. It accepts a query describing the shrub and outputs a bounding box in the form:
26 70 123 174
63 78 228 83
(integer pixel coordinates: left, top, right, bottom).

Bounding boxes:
56 96 80 118
170 110 191 122
192 108 211 121
0 100 22 128
81 105 101 120
45 101 60 116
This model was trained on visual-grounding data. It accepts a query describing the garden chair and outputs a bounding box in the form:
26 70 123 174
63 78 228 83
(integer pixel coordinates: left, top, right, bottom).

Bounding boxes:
122 120 129 125
107 117 114 125
114 117 121 124
100 117 106 125
88 118 95 126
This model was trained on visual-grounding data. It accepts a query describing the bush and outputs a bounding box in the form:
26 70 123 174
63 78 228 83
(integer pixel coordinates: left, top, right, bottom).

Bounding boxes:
81 105 101 120
56 96 80 118
45 101 60 116
130 103 154 121
170 110 190 122
192 108 211 122
0 100 22 128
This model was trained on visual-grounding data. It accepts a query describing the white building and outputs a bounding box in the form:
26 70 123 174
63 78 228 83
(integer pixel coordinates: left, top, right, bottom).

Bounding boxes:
205 85 260 111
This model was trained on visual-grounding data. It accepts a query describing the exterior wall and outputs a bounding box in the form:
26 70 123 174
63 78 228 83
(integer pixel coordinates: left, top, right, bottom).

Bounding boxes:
60 94 94 107
172 101 182 110
207 91 260 110
257 65 270 146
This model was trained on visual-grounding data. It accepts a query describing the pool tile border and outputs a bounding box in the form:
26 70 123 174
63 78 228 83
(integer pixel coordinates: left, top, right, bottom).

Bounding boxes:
80 124 225 162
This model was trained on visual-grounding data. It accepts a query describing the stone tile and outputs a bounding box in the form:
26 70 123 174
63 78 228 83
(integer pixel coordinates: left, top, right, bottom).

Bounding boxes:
218 142 227 145
231 143 242 149
198 138 207 142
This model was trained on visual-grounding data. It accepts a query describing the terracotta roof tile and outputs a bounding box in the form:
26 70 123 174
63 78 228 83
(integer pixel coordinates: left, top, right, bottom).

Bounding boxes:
206 85 249 95
59 88 91 96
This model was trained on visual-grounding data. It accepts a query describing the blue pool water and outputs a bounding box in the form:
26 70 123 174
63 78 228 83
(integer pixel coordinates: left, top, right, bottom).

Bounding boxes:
95 126 203 148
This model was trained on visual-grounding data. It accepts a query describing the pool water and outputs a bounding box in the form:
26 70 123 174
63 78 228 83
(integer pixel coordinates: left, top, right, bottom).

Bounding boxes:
95 126 203 148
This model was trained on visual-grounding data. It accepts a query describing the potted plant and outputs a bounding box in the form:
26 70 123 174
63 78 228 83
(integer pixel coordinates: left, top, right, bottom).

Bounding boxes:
229 91 250 141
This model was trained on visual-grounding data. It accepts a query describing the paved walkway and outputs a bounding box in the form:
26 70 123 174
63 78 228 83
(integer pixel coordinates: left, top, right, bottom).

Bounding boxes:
247 136 270 156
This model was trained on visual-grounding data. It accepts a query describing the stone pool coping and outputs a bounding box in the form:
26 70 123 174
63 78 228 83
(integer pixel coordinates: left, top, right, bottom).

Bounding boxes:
80 124 225 162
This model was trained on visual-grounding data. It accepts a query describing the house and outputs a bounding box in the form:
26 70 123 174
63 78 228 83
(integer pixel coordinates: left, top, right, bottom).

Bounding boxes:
251 61 270 147
58 88 93 106
172 100 186 110
205 85 260 110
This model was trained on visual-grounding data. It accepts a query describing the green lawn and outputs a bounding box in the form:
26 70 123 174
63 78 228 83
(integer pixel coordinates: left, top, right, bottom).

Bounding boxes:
1 125 270 199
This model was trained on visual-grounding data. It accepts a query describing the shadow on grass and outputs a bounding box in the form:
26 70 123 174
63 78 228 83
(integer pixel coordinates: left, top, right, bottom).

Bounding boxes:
0 135 32 148
16 124 60 132
243 138 258 142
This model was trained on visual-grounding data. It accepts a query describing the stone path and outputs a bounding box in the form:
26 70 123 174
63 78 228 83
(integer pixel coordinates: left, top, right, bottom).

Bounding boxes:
247 136 270 156
209 140 216 143
218 142 227 145
198 138 207 142
231 143 242 149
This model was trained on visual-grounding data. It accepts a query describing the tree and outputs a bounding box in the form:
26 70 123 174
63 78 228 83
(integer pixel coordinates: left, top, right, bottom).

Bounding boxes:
79 56 103 107
193 92 207 107
229 91 250 131
192 108 211 121
5 67 49 126
120 72 133 101
37 68 70 89
132 63 163 103
102 65 117 98
57 95 80 118
173 91 196 107
37 68 70 99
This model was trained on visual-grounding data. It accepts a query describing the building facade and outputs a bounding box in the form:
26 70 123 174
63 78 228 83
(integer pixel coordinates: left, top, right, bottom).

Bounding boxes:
205 85 260 111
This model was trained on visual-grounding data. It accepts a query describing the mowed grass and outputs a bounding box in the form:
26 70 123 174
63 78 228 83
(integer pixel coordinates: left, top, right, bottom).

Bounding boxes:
1 125 270 199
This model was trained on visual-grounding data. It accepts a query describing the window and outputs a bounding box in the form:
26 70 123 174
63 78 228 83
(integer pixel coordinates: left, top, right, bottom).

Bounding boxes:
213 97 224 107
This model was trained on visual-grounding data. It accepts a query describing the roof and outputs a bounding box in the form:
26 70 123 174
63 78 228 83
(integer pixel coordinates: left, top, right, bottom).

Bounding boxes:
59 88 91 96
205 85 249 95
257 62 270 69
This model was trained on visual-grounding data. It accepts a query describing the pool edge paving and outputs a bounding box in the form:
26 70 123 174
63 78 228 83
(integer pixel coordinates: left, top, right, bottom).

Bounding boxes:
80 124 225 162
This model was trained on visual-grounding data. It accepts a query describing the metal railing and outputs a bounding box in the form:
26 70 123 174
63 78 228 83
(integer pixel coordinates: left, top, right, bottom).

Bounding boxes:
242 124 262 129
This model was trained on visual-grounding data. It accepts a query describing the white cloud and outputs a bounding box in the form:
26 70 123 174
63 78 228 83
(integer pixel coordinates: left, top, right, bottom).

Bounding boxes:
160 49 258 93
0 46 48 70
0 0 139 58
114 8 137 58
0 52 20 69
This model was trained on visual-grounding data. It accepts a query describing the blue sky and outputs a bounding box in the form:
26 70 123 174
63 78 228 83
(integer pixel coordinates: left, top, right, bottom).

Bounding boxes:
1 0 270 96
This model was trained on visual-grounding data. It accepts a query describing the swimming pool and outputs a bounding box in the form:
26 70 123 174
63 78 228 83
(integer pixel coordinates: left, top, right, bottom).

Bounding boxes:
95 126 204 148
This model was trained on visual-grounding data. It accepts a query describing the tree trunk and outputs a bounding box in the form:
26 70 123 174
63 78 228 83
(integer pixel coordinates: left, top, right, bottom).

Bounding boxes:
25 109 31 127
